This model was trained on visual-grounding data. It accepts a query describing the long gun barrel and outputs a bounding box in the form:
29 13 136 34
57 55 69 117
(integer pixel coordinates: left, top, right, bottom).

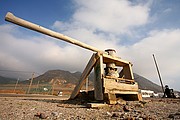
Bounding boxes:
5 12 102 53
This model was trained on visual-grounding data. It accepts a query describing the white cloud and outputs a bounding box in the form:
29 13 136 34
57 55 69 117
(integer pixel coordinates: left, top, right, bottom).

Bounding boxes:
163 8 172 14
0 24 91 78
52 0 151 51
72 0 149 34
121 29 180 91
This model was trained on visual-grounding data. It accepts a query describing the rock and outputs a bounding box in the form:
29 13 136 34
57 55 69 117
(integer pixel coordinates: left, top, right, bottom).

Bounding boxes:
52 112 59 117
168 114 175 118
40 113 48 119
123 105 131 112
117 98 126 105
111 112 119 117
35 112 48 119
30 108 35 111
135 103 144 108
134 110 142 114
139 101 147 105
175 112 180 115
106 111 112 116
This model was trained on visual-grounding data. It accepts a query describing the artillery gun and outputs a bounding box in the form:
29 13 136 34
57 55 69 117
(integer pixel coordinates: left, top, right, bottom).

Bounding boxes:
5 12 142 104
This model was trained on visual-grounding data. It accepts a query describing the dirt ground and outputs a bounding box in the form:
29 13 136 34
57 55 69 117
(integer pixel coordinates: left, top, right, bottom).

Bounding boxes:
0 93 180 120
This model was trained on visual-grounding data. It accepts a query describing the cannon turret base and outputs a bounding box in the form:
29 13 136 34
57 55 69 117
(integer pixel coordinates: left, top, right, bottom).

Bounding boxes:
104 77 142 104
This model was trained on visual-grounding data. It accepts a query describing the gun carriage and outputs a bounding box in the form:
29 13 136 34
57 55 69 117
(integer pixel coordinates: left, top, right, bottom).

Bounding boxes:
5 12 142 104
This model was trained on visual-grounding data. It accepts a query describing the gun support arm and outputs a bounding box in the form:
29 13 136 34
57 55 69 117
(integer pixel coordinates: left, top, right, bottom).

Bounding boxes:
5 12 102 53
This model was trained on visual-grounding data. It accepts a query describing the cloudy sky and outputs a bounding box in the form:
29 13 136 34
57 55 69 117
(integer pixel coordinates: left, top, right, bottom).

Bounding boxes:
0 0 180 91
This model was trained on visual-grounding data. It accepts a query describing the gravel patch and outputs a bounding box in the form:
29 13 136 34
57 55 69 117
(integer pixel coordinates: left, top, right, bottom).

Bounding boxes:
0 96 179 120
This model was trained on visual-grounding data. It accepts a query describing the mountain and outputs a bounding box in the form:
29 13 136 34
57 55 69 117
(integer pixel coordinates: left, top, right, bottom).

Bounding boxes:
134 73 162 93
0 69 163 92
72 71 82 80
31 70 162 92
32 70 79 84
0 76 17 84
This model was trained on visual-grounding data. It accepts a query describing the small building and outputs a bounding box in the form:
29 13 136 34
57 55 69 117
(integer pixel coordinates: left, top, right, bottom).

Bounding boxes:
140 89 155 98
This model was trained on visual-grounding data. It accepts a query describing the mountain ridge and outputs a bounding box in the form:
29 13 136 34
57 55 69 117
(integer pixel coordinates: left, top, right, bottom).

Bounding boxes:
0 76 17 84
0 69 162 92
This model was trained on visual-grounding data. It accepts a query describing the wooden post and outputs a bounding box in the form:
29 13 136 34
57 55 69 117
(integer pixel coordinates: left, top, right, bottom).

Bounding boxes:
52 79 55 95
94 55 104 100
13 78 19 93
86 78 88 93
152 54 164 93
27 72 34 94
70 53 99 99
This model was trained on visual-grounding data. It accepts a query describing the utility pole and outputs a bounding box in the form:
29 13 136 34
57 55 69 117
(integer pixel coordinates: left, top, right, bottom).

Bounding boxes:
13 77 19 93
152 54 164 93
27 72 35 94
51 79 55 95
86 78 88 93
